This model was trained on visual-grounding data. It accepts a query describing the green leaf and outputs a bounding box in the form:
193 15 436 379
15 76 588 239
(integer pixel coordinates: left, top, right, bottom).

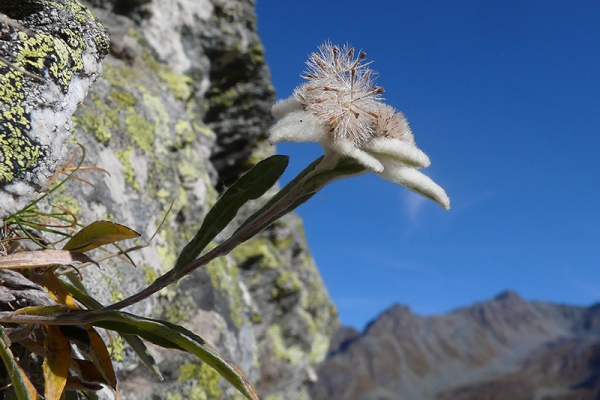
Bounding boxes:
235 156 365 237
0 326 40 399
173 155 289 271
120 333 164 380
86 327 117 390
62 279 163 380
82 311 259 400
2 308 255 397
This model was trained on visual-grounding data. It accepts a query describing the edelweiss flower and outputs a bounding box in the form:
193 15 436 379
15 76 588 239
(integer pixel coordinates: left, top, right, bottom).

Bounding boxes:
269 42 450 210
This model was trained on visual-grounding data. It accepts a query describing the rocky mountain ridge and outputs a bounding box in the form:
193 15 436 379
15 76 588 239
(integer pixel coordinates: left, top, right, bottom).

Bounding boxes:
311 291 600 400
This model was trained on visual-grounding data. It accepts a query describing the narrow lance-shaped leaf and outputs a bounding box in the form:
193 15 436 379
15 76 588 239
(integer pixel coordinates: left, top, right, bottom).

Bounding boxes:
56 310 260 400
62 279 163 380
86 327 118 391
0 326 40 399
63 221 140 253
70 359 112 389
43 326 71 400
0 250 94 270
234 156 324 233
234 156 366 238
173 155 289 272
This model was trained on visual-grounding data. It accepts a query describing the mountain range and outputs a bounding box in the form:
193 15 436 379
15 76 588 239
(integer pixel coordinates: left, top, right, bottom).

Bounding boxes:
310 291 600 400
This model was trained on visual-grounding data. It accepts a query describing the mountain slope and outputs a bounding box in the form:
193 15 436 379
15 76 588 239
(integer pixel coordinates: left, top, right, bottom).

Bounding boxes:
311 291 600 400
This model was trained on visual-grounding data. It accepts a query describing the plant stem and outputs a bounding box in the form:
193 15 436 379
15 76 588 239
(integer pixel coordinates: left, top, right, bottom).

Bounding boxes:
102 155 364 311
103 182 306 311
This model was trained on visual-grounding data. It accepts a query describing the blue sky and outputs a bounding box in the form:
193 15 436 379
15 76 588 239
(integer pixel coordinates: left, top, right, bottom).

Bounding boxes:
255 1 600 330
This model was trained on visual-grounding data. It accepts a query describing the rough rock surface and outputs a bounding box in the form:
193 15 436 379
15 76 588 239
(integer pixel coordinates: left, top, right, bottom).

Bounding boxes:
311 291 600 400
1 1 338 399
0 0 109 217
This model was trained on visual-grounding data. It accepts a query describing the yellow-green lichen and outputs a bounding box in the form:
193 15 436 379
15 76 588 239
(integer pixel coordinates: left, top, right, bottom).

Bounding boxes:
178 362 223 400
94 33 110 55
18 32 82 92
110 88 138 106
163 293 195 325
125 113 154 152
53 194 82 216
110 286 125 303
115 146 140 190
0 0 108 184
231 392 247 400
156 225 177 273
175 119 196 146
209 87 238 109
107 334 125 362
187 386 208 400
73 111 112 143
101 270 124 305
230 237 282 270
102 62 138 85
308 332 330 364
166 393 184 400
141 45 160 73
248 40 266 66
156 187 171 201
0 62 40 182
159 69 193 101
273 271 302 299
251 313 262 324
268 324 304 365
177 145 205 182
0 129 42 183
193 123 214 138
205 257 245 328
140 264 158 285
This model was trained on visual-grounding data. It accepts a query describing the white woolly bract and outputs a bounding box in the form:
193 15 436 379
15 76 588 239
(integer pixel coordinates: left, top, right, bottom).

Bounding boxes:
378 156 450 210
272 97 303 118
268 111 327 144
363 138 431 168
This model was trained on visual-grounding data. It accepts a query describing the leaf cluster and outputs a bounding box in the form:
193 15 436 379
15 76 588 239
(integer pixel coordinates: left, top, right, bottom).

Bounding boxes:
0 141 366 399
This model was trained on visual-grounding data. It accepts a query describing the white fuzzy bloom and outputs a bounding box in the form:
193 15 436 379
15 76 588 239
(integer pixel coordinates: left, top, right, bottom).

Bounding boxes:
269 42 450 210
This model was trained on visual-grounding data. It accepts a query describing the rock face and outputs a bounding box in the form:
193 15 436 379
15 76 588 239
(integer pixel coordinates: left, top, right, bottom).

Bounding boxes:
0 1 338 399
311 291 600 400
0 0 109 217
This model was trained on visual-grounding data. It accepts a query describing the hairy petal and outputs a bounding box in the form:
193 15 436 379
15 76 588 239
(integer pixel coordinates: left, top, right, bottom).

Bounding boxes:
268 111 328 144
378 157 450 210
325 138 385 172
272 97 303 118
364 138 431 168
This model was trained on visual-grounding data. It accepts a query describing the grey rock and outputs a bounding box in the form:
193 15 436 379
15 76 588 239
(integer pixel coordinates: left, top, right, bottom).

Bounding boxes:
0 0 109 218
1 0 338 399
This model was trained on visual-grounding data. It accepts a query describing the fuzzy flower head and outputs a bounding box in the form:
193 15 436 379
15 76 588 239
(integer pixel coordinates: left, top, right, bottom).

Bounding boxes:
270 42 450 210
295 43 384 144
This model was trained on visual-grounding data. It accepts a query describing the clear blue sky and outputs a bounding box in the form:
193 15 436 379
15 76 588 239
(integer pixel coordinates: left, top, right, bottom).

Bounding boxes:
255 1 600 330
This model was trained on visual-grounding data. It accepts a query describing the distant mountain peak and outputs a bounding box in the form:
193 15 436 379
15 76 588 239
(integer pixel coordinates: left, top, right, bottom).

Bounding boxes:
311 291 600 400
494 289 524 302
